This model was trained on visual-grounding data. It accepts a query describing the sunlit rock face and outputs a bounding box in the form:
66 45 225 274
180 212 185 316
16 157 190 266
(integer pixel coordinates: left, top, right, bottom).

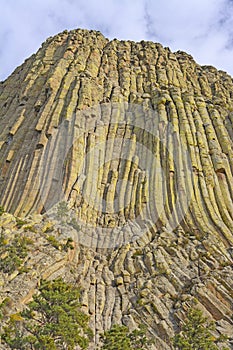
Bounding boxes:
0 29 232 349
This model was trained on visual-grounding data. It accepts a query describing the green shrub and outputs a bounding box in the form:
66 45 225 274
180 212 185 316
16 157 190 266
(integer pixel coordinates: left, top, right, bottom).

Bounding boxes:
64 237 74 251
173 308 229 349
1 278 92 349
0 297 12 320
16 218 27 228
23 224 36 233
0 233 33 274
46 235 74 251
100 324 153 349
46 235 60 249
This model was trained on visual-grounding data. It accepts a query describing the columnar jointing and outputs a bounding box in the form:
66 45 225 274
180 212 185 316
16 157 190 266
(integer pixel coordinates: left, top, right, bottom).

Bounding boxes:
0 29 232 245
0 29 232 348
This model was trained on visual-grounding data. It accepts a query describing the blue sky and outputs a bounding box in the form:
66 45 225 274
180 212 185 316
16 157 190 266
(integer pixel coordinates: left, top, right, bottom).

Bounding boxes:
1 0 233 81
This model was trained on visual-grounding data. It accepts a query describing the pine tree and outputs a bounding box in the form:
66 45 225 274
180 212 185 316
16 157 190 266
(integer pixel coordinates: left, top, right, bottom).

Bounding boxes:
1 278 92 349
100 324 153 349
173 308 229 350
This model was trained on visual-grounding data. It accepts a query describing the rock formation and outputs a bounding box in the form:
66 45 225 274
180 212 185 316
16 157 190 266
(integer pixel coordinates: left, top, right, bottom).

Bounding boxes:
0 29 232 349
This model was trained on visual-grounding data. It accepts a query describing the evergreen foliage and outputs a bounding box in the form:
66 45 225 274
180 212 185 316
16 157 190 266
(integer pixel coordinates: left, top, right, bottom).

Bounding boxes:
173 308 229 350
0 233 32 274
100 324 153 349
1 278 92 349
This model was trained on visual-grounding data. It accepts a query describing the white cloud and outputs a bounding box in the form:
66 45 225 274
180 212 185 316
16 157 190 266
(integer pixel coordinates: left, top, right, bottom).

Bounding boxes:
0 0 233 81
144 0 233 74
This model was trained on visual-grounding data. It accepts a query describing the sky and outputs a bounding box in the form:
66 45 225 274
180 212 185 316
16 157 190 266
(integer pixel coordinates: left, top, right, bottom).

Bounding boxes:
1 0 233 81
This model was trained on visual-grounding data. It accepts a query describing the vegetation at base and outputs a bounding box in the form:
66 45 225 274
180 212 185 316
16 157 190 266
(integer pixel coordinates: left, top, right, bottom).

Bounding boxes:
0 297 12 321
1 278 92 350
16 217 27 228
173 308 229 350
0 233 33 274
99 324 153 349
46 235 74 251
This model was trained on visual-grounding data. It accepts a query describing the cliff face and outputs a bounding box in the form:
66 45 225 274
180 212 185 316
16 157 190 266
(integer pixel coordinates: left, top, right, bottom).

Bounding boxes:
0 29 233 349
